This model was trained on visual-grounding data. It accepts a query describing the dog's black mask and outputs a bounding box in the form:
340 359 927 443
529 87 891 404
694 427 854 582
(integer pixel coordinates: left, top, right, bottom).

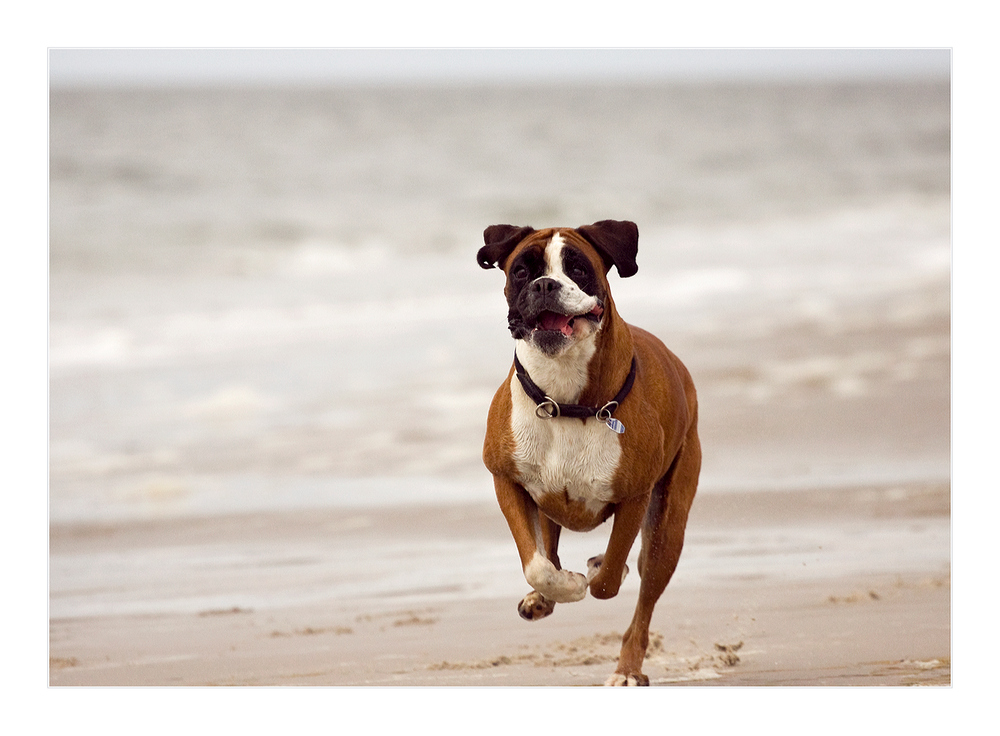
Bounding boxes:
504 240 606 353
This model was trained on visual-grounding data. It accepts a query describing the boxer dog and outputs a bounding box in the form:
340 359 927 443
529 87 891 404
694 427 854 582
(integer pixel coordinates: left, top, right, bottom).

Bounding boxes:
477 220 701 686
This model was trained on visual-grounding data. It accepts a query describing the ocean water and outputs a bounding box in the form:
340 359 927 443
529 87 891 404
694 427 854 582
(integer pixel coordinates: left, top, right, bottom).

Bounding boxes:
49 82 951 523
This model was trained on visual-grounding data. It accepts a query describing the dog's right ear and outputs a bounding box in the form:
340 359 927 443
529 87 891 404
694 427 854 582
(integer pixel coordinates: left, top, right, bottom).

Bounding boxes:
478 225 535 270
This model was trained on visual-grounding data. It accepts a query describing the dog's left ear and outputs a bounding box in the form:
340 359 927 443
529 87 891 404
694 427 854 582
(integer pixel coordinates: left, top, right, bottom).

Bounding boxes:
478 225 535 270
577 220 639 278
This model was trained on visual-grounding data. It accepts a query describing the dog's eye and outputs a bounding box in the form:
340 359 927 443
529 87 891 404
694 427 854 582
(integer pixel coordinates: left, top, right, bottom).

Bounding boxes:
513 266 528 280
570 265 587 278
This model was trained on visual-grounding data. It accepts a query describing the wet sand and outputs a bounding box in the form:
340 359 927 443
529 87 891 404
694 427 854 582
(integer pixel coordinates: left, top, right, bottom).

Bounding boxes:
50 481 949 686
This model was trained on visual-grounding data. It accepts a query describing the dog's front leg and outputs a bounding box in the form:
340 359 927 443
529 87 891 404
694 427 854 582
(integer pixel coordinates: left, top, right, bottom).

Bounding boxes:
493 475 588 604
587 494 648 599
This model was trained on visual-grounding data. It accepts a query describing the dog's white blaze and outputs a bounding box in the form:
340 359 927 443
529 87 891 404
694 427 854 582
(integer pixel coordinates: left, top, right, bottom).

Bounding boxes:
509 376 622 517
523 551 588 603
543 233 601 317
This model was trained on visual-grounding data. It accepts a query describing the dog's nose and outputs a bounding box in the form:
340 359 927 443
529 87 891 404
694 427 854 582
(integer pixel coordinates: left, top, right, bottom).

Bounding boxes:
531 278 561 294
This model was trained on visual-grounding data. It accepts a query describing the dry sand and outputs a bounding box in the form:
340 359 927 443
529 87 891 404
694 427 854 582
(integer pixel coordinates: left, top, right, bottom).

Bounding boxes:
50 482 949 687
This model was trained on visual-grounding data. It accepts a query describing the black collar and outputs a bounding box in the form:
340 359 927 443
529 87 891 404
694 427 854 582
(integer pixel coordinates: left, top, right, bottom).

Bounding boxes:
513 352 637 423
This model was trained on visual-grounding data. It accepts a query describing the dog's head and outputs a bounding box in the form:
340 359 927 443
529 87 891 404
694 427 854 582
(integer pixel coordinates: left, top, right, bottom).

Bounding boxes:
477 220 639 356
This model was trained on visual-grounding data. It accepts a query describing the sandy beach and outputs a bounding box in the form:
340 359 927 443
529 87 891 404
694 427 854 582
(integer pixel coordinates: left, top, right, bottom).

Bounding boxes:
50 480 949 686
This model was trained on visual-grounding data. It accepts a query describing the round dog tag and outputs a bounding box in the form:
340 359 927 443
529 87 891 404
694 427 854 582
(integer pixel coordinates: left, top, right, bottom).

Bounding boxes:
606 418 625 434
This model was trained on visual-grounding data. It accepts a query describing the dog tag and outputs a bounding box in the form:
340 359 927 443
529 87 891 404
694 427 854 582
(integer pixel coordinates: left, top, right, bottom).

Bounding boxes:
605 418 625 434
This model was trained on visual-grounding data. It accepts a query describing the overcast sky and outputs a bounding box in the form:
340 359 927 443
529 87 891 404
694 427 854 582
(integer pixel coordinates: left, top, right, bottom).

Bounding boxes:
48 48 950 86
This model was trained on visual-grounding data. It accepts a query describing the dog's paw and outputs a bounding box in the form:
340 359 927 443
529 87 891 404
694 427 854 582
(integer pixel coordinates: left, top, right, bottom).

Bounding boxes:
517 591 556 621
586 554 629 584
524 554 587 603
604 672 650 686
546 569 588 602
586 554 630 598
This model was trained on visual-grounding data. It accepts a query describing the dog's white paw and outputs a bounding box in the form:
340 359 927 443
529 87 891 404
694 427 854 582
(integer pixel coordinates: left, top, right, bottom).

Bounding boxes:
604 672 650 686
524 553 587 603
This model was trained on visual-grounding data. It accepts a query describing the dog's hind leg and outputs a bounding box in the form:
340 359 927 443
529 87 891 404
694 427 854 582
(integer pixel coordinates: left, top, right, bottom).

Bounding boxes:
539 513 563 569
607 428 701 686
517 515 563 620
493 475 587 615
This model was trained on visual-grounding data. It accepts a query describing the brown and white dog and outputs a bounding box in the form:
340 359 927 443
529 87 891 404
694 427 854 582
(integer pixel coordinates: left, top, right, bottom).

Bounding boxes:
477 220 701 686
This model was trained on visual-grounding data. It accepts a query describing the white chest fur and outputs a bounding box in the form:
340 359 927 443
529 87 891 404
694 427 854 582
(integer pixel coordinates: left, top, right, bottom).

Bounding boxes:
507 232 622 514
509 376 622 513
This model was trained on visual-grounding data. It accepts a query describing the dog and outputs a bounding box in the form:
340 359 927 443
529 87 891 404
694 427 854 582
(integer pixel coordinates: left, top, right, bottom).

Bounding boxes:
477 219 701 686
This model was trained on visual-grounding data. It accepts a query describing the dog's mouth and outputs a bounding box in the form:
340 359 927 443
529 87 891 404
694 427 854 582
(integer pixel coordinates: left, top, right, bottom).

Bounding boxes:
530 303 604 337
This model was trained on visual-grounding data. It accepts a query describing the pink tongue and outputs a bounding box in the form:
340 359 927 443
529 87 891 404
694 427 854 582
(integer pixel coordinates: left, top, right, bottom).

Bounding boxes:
540 312 574 336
